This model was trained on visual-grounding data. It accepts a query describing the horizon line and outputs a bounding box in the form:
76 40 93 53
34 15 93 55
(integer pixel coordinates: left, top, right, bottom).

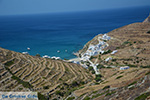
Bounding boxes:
0 5 150 17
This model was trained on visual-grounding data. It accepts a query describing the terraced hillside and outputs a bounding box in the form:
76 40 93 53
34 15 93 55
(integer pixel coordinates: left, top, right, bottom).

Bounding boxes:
73 67 150 99
75 74 150 100
0 47 93 99
70 16 150 100
79 17 150 67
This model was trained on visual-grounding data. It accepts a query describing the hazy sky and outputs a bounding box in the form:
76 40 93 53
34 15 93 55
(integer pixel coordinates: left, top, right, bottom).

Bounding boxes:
0 0 150 15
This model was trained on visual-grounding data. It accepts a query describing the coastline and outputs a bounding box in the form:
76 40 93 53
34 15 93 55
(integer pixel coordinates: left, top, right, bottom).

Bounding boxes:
0 6 149 60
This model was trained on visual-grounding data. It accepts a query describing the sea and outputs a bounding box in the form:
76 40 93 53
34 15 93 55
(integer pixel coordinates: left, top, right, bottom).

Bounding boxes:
0 6 150 59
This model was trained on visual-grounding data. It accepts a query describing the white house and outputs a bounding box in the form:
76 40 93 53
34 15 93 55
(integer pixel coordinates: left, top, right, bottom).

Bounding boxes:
81 56 90 61
102 34 111 40
105 57 112 62
88 45 95 51
55 57 61 60
100 50 105 54
120 66 130 70
42 55 50 58
111 50 118 55
22 52 29 55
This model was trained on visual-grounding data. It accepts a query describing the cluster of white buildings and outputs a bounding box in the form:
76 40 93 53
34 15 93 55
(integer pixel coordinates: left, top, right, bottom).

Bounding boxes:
83 41 105 57
81 34 111 60
75 34 111 74
42 55 61 60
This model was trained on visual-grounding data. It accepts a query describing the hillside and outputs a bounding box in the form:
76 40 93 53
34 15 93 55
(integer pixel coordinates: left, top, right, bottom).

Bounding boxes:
0 47 93 99
1 16 150 100
74 68 150 100
70 16 150 100
79 17 150 67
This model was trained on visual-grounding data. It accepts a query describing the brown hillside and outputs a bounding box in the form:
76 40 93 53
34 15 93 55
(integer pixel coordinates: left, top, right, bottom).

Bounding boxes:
0 47 93 99
79 20 150 67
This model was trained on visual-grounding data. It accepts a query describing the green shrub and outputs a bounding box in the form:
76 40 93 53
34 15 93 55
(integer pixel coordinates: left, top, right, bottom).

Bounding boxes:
55 91 64 96
88 66 95 74
128 81 137 86
120 72 124 74
71 81 80 87
116 75 123 79
5 67 12 74
35 54 41 57
92 90 109 99
93 91 98 94
103 85 110 90
135 92 150 100
97 64 105 69
127 64 136 67
43 86 49 89
129 43 132 46
145 71 150 75
112 59 117 62
95 74 102 82
92 93 104 99
19 88 23 90
84 96 90 100
98 55 101 60
38 93 47 100
90 56 96 60
141 66 150 68
147 30 150 34
5 65 33 89
116 47 120 49
102 50 112 55
92 70 95 74
123 41 131 45
67 97 75 100
11 75 33 88
88 66 94 71
106 67 112 69
5 60 14 66
105 91 116 96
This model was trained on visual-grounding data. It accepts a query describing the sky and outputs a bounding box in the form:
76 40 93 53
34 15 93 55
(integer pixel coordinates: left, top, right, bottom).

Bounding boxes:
0 0 150 15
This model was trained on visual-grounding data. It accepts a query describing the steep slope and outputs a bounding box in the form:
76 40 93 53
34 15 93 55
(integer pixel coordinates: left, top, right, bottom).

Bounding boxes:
71 16 150 100
79 17 150 67
0 47 93 99
76 73 150 100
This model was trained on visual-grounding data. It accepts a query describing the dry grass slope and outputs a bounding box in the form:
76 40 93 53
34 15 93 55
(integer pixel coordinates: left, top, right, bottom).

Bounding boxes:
0 47 93 99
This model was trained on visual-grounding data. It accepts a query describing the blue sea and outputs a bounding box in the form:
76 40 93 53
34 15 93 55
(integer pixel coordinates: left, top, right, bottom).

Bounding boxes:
0 6 150 59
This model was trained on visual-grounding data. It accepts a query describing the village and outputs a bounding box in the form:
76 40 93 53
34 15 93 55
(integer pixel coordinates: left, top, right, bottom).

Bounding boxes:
69 34 130 75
